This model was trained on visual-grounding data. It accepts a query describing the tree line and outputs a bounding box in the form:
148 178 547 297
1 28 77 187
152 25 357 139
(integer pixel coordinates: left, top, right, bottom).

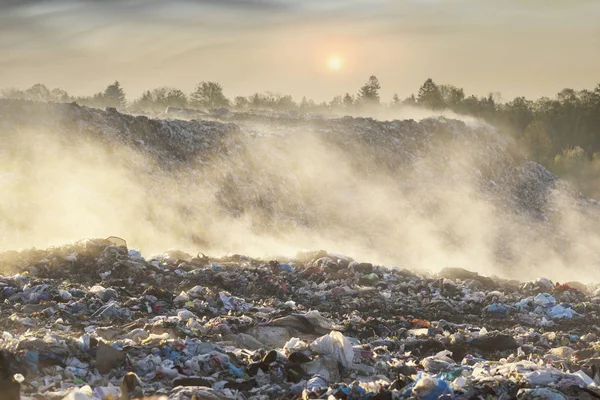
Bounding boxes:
2 77 600 194
0 77 383 112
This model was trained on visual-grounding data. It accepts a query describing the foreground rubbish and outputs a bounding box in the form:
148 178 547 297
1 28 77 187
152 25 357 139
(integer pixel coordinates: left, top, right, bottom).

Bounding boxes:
2 241 600 399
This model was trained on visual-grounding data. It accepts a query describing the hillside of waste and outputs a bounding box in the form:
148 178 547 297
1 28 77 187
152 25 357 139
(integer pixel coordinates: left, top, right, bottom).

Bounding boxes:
0 99 599 281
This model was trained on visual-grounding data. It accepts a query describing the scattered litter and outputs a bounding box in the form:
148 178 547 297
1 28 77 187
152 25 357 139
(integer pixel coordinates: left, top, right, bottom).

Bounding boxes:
1 241 600 399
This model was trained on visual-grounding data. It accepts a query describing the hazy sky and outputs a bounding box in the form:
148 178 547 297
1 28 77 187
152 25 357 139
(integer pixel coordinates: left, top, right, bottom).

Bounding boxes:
1 0 599 102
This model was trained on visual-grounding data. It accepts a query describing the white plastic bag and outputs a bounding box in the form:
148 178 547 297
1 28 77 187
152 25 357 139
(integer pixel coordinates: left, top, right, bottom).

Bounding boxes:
310 331 354 367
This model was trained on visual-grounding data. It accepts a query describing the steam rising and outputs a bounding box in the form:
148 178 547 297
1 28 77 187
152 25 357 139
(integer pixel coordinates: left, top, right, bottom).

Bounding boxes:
1 100 599 282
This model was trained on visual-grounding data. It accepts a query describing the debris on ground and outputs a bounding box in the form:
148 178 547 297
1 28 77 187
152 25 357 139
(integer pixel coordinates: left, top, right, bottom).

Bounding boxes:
2 239 600 399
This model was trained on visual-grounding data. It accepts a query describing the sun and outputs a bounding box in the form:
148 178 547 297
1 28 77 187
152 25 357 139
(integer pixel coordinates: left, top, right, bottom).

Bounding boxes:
327 55 343 71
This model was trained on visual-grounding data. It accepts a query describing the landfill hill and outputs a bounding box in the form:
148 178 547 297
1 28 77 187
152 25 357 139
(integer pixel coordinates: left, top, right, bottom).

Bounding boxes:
3 100 600 398
1 99 600 281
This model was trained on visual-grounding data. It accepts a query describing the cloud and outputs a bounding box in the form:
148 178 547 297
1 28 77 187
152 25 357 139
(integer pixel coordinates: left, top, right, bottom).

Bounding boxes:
0 0 598 102
0 0 296 14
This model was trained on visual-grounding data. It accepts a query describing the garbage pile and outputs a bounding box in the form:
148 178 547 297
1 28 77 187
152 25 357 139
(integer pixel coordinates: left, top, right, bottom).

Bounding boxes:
2 239 600 399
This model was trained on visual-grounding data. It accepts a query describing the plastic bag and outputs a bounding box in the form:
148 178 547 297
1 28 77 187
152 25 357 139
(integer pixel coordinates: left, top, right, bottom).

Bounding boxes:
487 303 508 318
534 293 556 307
306 375 328 392
548 304 578 319
310 331 354 368
412 373 454 400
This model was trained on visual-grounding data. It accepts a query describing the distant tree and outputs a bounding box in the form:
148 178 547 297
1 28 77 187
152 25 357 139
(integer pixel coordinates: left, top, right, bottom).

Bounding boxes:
551 147 600 198
357 75 381 105
94 92 107 105
72 91 107 108
1 88 26 99
190 81 229 109
438 84 465 110
391 94 401 106
238 92 294 110
402 94 417 106
521 120 552 163
300 96 315 110
562 146 587 165
249 93 264 108
132 90 154 111
342 93 354 107
417 78 443 109
276 94 296 110
1 84 72 102
154 89 170 106
480 94 497 119
330 95 343 109
234 96 249 109
502 97 534 136
553 146 588 174
25 84 52 102
164 88 187 108
130 87 186 112
50 88 71 102
462 95 480 114
103 81 126 108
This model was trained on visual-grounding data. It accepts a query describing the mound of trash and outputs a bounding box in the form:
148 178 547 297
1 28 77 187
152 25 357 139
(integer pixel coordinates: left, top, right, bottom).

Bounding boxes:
0 99 567 213
2 240 600 399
